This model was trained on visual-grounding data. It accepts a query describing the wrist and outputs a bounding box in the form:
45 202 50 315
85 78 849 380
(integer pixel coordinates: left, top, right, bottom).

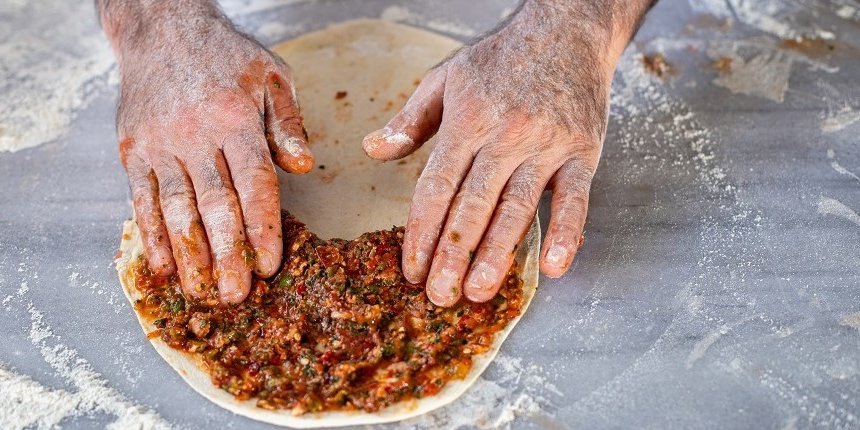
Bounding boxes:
98 0 225 60
515 0 654 70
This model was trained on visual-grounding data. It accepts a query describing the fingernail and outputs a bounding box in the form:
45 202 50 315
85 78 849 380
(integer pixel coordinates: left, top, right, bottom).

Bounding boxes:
545 244 569 269
218 270 249 304
465 261 498 295
362 130 385 155
427 267 460 305
254 247 277 276
284 137 307 157
183 266 213 299
150 249 176 277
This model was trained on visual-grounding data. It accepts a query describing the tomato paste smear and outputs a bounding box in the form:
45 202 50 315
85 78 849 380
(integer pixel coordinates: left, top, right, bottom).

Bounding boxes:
132 212 524 415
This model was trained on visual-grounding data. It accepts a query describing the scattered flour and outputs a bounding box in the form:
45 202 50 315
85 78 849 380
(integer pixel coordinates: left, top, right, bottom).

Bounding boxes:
712 50 791 102
18 303 172 429
826 149 860 183
397 355 559 430
817 197 860 227
840 312 860 330
220 0 318 16
821 105 860 133
692 0 836 40
0 256 173 429
685 0 842 103
0 366 84 430
0 1 116 153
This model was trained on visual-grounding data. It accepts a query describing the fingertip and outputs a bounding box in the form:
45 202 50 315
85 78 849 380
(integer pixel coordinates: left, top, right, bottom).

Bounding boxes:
254 246 280 278
273 137 314 173
540 242 573 278
218 270 252 304
401 248 430 284
148 249 176 277
178 263 214 300
361 129 387 158
362 128 416 161
463 260 502 303
426 267 461 307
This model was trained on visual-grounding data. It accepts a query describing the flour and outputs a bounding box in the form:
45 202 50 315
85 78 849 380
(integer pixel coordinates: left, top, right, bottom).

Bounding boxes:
826 149 860 183
0 366 83 430
397 355 560 430
220 0 318 16
821 105 860 133
817 197 860 228
840 312 860 330
0 1 116 153
0 259 173 429
26 304 172 429
692 0 835 40
711 49 792 102
686 0 842 103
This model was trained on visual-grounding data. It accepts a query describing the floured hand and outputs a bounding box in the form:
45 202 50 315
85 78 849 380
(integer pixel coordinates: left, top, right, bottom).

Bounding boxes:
100 0 313 303
363 0 655 306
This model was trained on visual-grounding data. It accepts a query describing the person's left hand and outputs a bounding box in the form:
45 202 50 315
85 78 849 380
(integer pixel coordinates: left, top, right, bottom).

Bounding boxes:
363 2 624 306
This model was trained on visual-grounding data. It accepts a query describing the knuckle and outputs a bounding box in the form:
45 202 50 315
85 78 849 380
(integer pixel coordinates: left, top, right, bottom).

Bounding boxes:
505 179 541 206
158 175 188 202
560 189 590 209
477 240 513 259
416 172 457 197
436 241 472 263
454 193 494 217
498 197 537 225
197 186 233 209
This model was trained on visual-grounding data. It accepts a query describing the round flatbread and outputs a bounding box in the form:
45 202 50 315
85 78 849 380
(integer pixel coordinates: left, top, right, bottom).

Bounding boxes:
116 19 540 428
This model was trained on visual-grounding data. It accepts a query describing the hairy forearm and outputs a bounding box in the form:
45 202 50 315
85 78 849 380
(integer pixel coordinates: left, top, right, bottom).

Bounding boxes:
519 0 657 64
96 0 228 58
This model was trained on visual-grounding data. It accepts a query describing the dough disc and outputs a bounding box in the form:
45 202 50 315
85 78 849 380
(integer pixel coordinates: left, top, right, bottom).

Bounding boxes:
116 19 540 428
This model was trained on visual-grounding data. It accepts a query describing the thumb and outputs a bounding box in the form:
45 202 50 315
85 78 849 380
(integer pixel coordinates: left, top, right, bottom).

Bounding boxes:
265 69 315 174
362 65 447 161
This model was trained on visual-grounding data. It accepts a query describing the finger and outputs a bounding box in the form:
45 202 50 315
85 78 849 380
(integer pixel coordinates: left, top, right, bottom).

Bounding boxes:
185 151 252 304
362 66 447 161
223 133 282 278
121 143 176 277
425 149 520 307
150 154 214 299
402 129 475 287
541 159 595 278
464 160 550 302
264 70 314 173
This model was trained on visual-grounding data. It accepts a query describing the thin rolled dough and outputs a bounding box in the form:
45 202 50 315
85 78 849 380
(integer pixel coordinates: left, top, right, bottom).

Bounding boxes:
116 19 540 428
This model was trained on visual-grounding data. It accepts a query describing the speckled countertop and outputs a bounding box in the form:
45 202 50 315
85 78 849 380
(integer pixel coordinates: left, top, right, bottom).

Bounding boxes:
1 1 858 429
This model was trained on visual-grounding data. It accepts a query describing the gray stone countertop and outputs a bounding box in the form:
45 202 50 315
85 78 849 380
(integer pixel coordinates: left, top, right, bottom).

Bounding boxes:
1 0 858 428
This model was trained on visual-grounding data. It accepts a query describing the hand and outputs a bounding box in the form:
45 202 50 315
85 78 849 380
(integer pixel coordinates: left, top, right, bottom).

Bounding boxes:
103 2 313 303
364 0 645 306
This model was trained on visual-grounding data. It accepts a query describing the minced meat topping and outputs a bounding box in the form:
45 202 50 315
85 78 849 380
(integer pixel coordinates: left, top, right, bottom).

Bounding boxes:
131 212 524 414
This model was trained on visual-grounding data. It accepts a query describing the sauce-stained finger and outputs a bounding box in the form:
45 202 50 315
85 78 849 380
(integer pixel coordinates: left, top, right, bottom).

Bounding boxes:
122 141 176 277
464 160 550 302
264 71 314 174
402 129 476 286
425 149 520 306
185 150 252 304
150 153 214 299
223 133 282 278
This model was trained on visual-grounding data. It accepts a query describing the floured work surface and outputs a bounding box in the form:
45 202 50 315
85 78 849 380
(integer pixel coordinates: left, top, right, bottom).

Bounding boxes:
115 20 540 428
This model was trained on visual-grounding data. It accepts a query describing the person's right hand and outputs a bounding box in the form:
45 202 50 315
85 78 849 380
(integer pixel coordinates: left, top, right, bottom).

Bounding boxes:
102 2 313 303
